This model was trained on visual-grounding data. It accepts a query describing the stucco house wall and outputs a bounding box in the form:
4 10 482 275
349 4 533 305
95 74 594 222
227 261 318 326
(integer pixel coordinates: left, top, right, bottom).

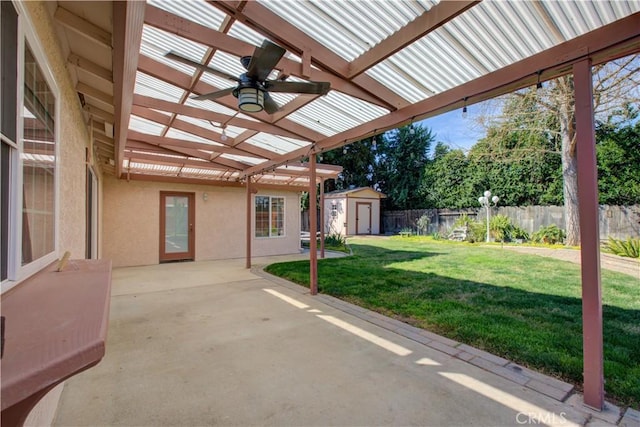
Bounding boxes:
10 2 99 426
103 176 301 267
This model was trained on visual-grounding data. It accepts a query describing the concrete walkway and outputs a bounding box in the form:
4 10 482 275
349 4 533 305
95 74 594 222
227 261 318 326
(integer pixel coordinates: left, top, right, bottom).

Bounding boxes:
53 253 638 426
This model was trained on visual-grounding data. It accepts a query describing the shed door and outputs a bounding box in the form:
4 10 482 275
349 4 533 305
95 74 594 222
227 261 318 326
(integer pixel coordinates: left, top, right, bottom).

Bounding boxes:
356 202 372 235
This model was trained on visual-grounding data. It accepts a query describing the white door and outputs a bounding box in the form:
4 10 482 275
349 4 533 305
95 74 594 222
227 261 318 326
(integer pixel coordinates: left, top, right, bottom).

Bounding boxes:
356 202 371 235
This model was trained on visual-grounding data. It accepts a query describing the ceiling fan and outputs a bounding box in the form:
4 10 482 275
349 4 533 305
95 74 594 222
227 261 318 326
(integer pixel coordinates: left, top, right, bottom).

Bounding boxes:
165 40 330 114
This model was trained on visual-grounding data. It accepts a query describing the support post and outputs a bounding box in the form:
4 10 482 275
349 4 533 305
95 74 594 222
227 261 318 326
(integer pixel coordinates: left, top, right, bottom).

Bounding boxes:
309 155 318 295
320 178 325 259
574 59 604 410
246 177 252 269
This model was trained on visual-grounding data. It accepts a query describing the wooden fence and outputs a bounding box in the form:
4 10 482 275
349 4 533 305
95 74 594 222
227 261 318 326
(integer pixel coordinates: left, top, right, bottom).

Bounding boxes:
381 205 640 240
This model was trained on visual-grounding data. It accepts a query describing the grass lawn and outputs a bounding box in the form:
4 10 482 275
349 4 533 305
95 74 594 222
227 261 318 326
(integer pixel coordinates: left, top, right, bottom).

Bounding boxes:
265 236 640 408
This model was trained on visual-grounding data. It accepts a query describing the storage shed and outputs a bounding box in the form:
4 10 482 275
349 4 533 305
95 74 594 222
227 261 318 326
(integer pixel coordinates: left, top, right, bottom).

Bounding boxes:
324 188 386 236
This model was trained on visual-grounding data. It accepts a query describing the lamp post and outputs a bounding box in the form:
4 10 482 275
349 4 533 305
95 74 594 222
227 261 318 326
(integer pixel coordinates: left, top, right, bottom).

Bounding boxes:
478 190 499 243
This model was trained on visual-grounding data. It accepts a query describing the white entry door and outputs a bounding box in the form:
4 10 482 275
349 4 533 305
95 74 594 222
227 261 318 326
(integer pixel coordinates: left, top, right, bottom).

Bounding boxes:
356 202 372 235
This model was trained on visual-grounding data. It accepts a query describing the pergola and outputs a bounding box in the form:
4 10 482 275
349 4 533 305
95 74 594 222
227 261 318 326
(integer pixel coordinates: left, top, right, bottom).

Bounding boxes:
50 0 640 411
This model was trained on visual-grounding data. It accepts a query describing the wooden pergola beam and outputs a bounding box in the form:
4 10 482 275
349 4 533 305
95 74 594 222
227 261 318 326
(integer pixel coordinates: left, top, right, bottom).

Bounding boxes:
242 12 640 177
54 7 111 48
144 3 392 110
113 1 145 177
132 94 307 141
136 54 327 142
211 1 409 110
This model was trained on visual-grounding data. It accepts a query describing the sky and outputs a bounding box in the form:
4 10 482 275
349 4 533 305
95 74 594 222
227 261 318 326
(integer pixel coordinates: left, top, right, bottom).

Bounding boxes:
418 109 486 153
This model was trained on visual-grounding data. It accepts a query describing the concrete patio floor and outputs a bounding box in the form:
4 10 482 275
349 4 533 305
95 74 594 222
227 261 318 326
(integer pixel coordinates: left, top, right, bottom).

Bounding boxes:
54 253 629 426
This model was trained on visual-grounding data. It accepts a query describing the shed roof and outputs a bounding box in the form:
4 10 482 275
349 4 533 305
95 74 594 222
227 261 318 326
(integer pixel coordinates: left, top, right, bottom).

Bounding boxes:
325 187 387 199
47 1 640 189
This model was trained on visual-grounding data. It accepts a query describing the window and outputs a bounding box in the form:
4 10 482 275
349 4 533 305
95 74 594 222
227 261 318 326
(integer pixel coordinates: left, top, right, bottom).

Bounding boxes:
1 2 59 288
1 1 18 282
255 196 285 238
22 45 56 265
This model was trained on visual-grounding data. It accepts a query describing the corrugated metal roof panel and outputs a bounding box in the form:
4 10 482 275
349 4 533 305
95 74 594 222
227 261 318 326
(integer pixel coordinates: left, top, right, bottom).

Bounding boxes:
165 127 216 145
134 71 184 103
364 0 640 103
287 91 389 135
258 0 437 61
183 98 249 119
141 25 209 75
221 153 265 166
147 0 226 31
245 133 310 156
128 114 166 135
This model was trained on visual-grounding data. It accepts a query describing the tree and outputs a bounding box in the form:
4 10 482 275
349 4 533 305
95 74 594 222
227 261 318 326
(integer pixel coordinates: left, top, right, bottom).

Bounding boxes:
422 143 475 208
466 94 563 206
476 55 639 245
596 119 640 205
377 125 434 209
321 137 377 193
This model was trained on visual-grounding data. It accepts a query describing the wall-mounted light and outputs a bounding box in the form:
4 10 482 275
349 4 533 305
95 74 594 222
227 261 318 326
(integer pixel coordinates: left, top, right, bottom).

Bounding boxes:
203 193 208 201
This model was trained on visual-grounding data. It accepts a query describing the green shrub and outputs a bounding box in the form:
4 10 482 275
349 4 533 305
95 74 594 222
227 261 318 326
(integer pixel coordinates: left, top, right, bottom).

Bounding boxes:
452 213 486 243
605 237 639 258
512 226 530 241
489 215 529 242
431 232 441 240
467 222 486 243
490 214 512 242
531 224 565 245
324 233 346 247
417 214 431 235
453 213 474 229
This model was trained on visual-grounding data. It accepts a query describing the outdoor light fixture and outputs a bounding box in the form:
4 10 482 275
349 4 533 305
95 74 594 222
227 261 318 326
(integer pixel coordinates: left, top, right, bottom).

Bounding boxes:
536 71 543 89
462 97 468 118
478 190 499 243
233 76 265 112
372 130 377 149
221 128 228 141
409 116 416 135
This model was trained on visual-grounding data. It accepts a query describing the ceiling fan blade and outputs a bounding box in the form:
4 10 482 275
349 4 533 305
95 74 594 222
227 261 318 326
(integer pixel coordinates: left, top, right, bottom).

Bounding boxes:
191 87 235 101
246 40 286 81
263 92 280 114
165 51 240 82
265 80 330 95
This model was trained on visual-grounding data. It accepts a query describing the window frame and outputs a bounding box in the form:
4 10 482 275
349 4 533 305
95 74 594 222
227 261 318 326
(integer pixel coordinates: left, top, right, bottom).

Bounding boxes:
254 195 286 239
1 2 61 292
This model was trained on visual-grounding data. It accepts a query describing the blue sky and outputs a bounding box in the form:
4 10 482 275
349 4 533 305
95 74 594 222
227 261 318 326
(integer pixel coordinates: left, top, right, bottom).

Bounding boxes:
418 109 485 152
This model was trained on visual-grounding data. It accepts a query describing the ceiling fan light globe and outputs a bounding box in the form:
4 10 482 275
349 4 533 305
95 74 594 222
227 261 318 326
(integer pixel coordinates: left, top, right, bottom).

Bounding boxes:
237 86 265 113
